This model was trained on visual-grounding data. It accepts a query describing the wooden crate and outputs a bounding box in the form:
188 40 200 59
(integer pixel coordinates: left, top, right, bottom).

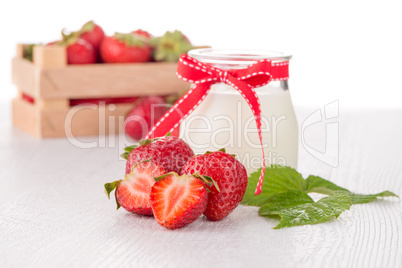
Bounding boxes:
11 44 189 138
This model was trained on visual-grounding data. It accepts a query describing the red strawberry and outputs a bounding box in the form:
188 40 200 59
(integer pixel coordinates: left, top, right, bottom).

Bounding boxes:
46 41 59 46
79 21 105 51
100 33 152 63
132 29 153 39
150 173 208 229
66 38 96 64
122 135 194 175
104 161 165 215
49 35 96 64
21 93 35 104
70 96 139 106
182 149 248 221
125 96 168 141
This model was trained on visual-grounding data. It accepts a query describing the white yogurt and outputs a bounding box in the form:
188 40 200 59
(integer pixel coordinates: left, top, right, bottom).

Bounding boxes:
180 81 298 174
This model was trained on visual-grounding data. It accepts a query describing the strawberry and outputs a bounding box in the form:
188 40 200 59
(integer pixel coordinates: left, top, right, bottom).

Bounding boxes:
150 30 194 62
70 96 139 106
122 135 194 175
65 38 97 64
100 33 152 63
182 149 248 221
150 173 209 229
21 93 35 104
48 34 96 64
124 96 168 141
132 29 153 39
79 21 105 52
104 161 165 215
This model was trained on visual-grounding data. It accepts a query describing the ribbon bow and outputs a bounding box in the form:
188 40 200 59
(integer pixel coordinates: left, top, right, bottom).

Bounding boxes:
146 54 289 195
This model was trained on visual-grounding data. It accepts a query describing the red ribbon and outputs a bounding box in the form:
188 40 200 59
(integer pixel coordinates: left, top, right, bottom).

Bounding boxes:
146 54 289 195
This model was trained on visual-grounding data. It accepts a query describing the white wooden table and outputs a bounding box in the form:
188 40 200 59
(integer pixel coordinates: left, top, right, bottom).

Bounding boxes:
0 102 401 268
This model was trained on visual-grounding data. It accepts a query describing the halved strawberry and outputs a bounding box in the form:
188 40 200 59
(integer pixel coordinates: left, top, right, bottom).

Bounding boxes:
150 173 209 229
105 161 165 215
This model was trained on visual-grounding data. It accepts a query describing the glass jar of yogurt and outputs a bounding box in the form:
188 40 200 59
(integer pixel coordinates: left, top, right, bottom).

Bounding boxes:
179 49 298 173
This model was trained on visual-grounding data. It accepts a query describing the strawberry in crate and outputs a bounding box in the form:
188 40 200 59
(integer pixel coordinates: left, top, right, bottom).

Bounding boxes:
100 32 152 63
124 95 176 141
47 21 105 65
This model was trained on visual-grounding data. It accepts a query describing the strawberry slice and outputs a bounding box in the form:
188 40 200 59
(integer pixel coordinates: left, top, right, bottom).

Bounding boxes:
105 161 165 215
150 173 209 229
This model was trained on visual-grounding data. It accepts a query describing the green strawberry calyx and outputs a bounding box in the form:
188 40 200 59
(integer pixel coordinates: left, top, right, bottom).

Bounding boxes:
120 133 172 160
153 172 220 192
80 21 95 33
114 32 149 48
120 144 138 159
57 29 81 46
104 179 122 210
150 30 194 62
201 148 236 158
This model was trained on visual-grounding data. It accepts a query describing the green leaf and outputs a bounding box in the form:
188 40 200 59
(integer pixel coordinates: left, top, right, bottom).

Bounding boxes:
242 167 398 206
258 190 314 212
241 165 398 229
305 175 349 194
305 175 399 204
260 193 351 229
343 190 399 204
242 165 305 206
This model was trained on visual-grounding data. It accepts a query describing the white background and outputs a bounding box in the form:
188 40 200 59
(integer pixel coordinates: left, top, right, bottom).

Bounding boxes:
0 0 401 108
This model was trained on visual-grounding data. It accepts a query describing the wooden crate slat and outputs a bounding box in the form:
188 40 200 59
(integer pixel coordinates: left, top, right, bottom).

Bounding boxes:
37 98 69 109
11 44 190 138
39 103 134 138
12 98 40 137
38 62 188 99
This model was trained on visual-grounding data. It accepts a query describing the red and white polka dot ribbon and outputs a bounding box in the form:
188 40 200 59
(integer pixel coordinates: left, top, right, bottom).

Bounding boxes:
146 54 289 195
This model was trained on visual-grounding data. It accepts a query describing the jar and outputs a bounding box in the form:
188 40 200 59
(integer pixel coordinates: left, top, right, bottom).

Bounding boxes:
179 49 298 173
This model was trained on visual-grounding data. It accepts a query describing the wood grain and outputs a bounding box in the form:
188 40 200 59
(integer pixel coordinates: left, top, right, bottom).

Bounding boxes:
33 45 67 68
11 56 189 99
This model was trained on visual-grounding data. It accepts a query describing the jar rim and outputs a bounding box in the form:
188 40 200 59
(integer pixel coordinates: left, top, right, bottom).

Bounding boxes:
188 48 292 67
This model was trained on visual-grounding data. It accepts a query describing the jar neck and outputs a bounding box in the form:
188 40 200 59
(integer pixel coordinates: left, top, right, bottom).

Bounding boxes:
188 48 292 70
